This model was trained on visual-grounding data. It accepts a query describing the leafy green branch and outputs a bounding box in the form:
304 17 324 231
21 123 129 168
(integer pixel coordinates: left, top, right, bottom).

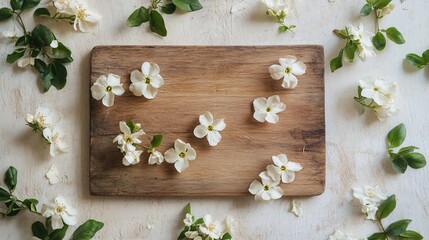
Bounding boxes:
127 0 203 37
405 49 429 69
386 123 427 173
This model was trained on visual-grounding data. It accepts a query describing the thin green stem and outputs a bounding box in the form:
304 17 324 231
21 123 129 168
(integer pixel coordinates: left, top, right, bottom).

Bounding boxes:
375 11 380 32
377 220 391 240
14 11 27 34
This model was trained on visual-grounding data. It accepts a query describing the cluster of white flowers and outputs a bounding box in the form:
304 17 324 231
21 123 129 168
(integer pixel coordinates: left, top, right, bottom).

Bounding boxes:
42 196 77 230
328 230 364 240
25 107 68 157
353 185 387 220
113 121 146 166
261 0 294 24
269 56 306 89
51 0 101 32
348 23 376 62
356 77 397 121
249 154 302 201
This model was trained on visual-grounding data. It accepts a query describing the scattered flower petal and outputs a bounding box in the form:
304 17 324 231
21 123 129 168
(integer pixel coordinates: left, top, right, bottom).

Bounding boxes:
46 165 61 185
289 199 303 217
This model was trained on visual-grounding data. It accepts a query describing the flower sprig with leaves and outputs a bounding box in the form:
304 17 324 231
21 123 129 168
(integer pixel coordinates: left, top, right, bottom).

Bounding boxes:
0 166 104 240
405 49 429 69
0 0 73 92
261 0 296 33
360 0 405 52
127 0 203 37
386 123 427 174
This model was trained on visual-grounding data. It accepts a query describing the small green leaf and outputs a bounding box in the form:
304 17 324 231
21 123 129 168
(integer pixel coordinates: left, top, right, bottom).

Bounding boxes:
34 59 47 73
51 61 67 90
162 3 176 14
49 224 69 240
372 32 386 51
344 41 357 62
70 220 104 240
398 146 418 155
127 7 149 27
374 0 392 9
0 187 10 201
387 123 406 148
422 49 429 63
221 232 232 240
52 42 71 59
149 10 167 37
32 221 48 239
368 232 387 240
31 48 41 58
184 203 191 215
15 35 29 46
194 217 203 225
4 166 18 192
360 4 373 16
391 154 408 173
386 219 411 236
22 0 41 9
330 49 343 72
0 7 13 21
5 201 21 216
333 29 349 39
10 0 24 10
34 7 51 17
31 24 55 47
405 54 426 69
357 86 363 98
172 0 203 12
150 135 163 148
39 64 54 92
6 50 25 64
23 198 39 212
398 230 423 240
376 195 396 219
385 27 405 44
402 152 426 169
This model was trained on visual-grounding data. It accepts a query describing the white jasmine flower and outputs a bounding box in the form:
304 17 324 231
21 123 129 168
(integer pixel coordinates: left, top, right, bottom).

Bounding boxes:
50 40 58 48
193 112 226 147
164 139 197 173
25 114 34 124
27 107 60 128
91 73 125 107
269 56 306 89
148 151 164 165
348 23 376 61
199 214 226 239
62 0 101 32
130 62 164 99
253 95 286 124
353 186 387 220
262 0 293 21
122 150 143 166
268 154 302 183
42 196 77 230
359 77 397 106
46 165 61 185
53 0 71 12
377 4 395 18
329 230 361 240
248 178 283 201
113 121 145 153
43 127 68 157
260 165 281 183
17 57 35 68
373 100 396 121
289 200 302 217
183 213 194 227
185 231 202 240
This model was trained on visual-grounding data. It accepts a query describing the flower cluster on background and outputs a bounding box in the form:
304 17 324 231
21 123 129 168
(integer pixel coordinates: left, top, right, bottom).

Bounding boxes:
353 185 387 220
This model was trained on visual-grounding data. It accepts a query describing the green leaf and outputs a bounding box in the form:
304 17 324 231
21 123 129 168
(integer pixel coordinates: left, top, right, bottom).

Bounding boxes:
126 120 140 133
386 219 411 236
31 24 55 47
22 0 41 9
422 49 429 63
4 166 17 192
194 217 203 225
5 201 21 216
405 54 426 69
10 0 24 10
402 152 426 169
385 27 405 44
330 49 343 72
49 224 69 240
70 219 104 240
55 56 73 64
357 86 363 98
127 7 149 27
39 64 53 92
6 50 25 64
374 0 392 9
221 232 232 240
51 61 67 90
52 42 71 59
398 230 423 240
0 7 13 21
31 48 41 58
368 232 387 240
150 135 163 148
34 59 47 73
162 3 176 14
391 154 408 173
398 146 418 155
376 195 396 219
344 41 357 62
372 32 386 51
172 0 203 12
15 35 29 46
0 187 10 201
360 4 372 16
34 7 51 17
333 29 349 39
184 203 191 215
23 198 39 212
387 123 406 148
32 221 48 239
149 10 167 37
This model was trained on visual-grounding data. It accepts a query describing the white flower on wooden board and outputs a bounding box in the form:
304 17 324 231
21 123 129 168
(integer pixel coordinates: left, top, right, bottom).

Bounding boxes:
248 177 283 201
268 153 303 183
113 121 145 153
123 150 143 166
253 95 286 124
91 73 125 107
130 62 164 99
164 139 197 173
42 196 77 230
269 55 306 89
148 151 164 165
193 112 226 147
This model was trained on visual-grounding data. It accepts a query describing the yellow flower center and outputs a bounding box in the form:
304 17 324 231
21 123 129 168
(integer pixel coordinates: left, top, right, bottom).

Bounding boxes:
125 136 132 143
39 116 46 125
207 223 216 232
266 107 271 112
285 67 291 74
366 188 376 198
263 185 270 191
179 152 186 158
280 165 286 171
76 4 88 20
145 77 151 84
56 205 65 214
208 125 214 131
106 86 112 92
374 87 379 92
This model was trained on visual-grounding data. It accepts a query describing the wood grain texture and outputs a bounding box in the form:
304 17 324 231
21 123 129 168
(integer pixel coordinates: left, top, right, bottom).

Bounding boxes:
89 45 325 196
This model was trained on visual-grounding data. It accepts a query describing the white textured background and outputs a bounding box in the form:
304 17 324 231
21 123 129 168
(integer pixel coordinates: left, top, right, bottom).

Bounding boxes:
1 0 428 239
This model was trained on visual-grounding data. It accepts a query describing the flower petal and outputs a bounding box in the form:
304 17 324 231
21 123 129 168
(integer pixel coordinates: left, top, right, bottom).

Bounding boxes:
253 111 267 123
267 95 281 106
164 148 179 163
279 56 297 66
129 82 145 97
271 102 286 114
119 121 131 135
212 119 226 131
199 112 214 126
282 74 298 89
51 214 64 230
253 97 267 111
269 64 285 80
142 62 151 77
186 145 196 160
193 125 208 138
174 159 189 173
265 112 279 124
282 171 296 183
61 213 77 226
149 63 161 76
130 70 145 83
174 139 187 153
286 161 303 172
90 84 105 100
107 74 121 86
248 180 263 194
142 84 158 99
207 131 221 147
150 74 164 88
112 85 125 96
102 92 115 107
291 61 306 76
269 186 283 199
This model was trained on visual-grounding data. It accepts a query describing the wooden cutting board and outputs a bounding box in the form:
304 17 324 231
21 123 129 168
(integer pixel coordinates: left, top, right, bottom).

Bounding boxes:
90 46 325 197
